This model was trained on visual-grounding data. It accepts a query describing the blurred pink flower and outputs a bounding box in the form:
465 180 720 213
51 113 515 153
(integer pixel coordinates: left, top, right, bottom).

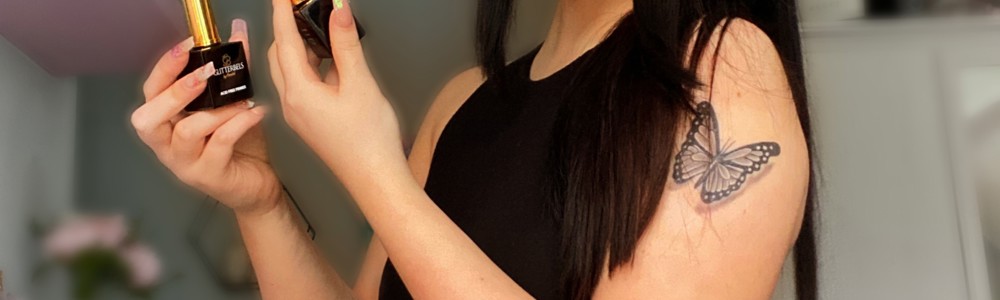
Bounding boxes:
43 215 128 259
93 215 128 248
119 243 162 288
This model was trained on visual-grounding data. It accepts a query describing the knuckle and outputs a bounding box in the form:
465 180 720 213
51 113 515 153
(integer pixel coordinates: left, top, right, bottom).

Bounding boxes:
141 81 155 99
130 109 144 128
173 122 202 141
130 110 152 134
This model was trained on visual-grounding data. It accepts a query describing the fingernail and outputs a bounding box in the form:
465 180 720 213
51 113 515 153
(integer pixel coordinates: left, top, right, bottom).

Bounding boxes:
200 62 215 80
171 37 195 57
245 100 256 109
232 19 247 36
250 106 267 115
333 1 354 28
189 62 214 87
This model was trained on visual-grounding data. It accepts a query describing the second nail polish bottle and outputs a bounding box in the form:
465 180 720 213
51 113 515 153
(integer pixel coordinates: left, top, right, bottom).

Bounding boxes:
291 0 365 59
180 0 254 111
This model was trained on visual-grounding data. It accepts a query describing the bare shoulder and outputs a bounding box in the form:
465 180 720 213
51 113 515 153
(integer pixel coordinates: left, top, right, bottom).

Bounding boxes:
407 67 486 184
690 18 794 105
424 67 487 145
593 19 810 299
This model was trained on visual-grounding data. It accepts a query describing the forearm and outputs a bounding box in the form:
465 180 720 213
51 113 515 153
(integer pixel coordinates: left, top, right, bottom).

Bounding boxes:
336 155 532 299
236 195 353 300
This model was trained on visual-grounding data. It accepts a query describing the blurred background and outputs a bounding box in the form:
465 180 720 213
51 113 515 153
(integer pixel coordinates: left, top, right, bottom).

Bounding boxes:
1 0 1000 299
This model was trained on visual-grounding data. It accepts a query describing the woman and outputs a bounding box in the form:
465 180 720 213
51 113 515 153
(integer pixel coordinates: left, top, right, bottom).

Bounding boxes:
130 0 816 298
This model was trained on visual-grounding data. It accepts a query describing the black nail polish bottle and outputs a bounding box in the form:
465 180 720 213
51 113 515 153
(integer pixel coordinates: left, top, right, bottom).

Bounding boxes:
291 0 365 59
180 0 254 111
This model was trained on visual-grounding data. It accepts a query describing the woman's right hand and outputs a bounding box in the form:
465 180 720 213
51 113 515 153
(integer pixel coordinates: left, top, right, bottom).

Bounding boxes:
130 19 282 216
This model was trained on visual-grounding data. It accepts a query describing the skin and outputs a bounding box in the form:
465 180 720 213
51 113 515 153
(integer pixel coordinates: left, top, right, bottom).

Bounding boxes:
131 0 809 299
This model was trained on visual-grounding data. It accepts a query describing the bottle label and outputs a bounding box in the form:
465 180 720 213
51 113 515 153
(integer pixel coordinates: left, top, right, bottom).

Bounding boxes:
214 54 246 79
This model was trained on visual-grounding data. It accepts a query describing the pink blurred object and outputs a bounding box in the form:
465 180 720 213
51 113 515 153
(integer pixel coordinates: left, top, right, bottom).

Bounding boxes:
38 214 165 296
0 0 187 76
119 243 162 288
42 215 129 259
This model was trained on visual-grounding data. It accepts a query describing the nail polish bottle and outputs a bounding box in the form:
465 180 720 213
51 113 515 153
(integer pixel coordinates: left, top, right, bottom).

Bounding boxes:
291 0 365 59
180 0 254 111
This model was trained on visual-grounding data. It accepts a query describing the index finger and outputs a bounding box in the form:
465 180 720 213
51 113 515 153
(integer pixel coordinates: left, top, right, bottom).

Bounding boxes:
271 0 320 82
143 37 194 99
135 62 216 132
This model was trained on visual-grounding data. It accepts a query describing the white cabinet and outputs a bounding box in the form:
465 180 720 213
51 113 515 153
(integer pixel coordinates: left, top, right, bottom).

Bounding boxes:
789 17 1000 300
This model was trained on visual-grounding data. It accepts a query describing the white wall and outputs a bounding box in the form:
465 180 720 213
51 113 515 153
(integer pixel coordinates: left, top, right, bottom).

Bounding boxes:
0 36 76 296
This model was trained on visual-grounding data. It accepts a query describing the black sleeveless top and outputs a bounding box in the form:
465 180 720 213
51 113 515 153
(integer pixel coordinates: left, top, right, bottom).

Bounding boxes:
378 33 615 299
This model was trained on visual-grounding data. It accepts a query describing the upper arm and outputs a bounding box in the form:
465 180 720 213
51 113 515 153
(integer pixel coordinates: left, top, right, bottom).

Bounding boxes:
352 67 486 299
594 19 809 299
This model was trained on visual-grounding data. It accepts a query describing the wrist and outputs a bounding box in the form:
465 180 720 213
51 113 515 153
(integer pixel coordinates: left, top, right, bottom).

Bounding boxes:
234 190 289 223
338 153 423 214
342 150 412 192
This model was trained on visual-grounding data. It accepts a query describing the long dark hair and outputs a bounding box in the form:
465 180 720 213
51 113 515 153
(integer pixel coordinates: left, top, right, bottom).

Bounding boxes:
476 0 817 299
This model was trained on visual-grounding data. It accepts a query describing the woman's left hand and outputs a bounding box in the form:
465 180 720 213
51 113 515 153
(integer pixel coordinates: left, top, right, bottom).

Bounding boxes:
268 0 408 186
267 3 534 298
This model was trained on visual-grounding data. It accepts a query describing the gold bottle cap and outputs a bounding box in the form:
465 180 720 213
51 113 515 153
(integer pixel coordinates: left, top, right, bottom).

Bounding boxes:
182 0 221 47
290 0 309 6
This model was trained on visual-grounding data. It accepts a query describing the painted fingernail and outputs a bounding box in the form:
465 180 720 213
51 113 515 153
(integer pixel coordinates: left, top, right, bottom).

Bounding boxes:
189 62 214 87
232 19 247 36
199 62 215 80
333 0 354 28
245 100 256 108
171 37 195 57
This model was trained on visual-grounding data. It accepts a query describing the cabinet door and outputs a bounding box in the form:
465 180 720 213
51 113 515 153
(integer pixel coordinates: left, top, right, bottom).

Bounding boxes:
941 40 1000 300
793 32 970 299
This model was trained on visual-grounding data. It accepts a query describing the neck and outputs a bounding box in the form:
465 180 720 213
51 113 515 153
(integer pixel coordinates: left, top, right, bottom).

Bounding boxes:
532 0 632 79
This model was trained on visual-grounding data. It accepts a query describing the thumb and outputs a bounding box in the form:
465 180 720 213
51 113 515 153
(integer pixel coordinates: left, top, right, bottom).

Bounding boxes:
329 0 367 80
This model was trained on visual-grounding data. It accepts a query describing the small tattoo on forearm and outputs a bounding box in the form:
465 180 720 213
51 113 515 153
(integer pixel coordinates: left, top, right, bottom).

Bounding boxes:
672 102 780 204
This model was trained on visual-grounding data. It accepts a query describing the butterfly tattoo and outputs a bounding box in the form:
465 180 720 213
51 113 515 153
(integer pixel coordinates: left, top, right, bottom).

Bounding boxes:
672 102 781 204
